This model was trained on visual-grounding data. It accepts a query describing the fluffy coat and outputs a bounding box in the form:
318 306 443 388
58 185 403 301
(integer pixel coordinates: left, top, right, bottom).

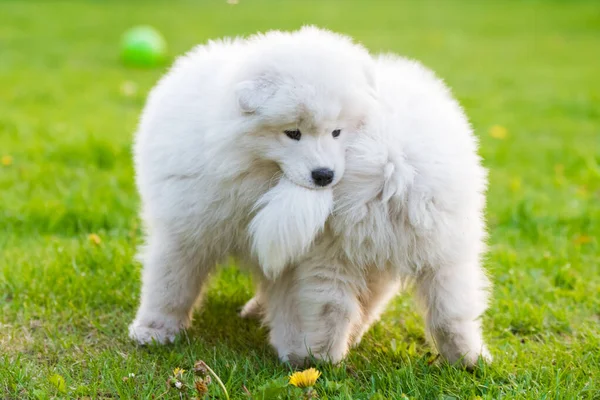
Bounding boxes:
129 26 491 367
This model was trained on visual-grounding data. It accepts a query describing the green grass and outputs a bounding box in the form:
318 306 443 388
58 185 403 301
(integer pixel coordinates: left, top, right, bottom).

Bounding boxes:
1 0 599 398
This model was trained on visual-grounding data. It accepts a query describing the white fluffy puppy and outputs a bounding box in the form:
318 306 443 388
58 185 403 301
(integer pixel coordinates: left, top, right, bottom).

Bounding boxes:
130 26 491 368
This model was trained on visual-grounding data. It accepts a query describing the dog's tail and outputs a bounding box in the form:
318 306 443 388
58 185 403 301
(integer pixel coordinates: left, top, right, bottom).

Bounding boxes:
334 133 415 218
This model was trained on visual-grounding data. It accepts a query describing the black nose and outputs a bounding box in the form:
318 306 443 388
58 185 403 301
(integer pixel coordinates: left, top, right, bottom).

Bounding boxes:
311 168 334 187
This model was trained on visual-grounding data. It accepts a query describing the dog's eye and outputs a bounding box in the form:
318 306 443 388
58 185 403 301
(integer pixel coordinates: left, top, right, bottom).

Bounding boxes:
284 129 302 141
332 129 341 138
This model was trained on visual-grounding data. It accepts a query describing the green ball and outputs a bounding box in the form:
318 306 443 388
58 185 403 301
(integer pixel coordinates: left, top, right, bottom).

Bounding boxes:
121 26 167 67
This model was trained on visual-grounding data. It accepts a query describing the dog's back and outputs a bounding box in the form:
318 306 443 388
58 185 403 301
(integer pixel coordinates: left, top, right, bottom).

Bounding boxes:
331 55 487 274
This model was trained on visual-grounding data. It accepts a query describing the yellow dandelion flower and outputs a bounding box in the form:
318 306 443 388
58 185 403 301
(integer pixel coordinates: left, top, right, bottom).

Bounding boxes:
489 125 508 140
509 177 522 192
573 235 592 245
554 164 564 174
173 367 185 378
88 233 101 245
1 155 13 166
289 368 321 388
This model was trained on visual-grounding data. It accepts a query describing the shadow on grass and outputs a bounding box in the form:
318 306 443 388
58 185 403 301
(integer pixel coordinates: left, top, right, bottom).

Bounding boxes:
122 295 277 367
188 296 272 355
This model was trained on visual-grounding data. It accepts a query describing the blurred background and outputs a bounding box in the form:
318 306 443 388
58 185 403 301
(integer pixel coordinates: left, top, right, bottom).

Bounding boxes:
1 1 598 398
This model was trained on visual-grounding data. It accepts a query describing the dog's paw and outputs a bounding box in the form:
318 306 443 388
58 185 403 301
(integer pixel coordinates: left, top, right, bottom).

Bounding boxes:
351 333 365 349
239 296 262 319
279 348 346 366
450 346 493 369
128 316 186 345
276 339 349 366
468 346 493 366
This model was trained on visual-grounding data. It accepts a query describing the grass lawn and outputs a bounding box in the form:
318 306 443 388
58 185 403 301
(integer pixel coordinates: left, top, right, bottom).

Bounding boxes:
1 0 599 398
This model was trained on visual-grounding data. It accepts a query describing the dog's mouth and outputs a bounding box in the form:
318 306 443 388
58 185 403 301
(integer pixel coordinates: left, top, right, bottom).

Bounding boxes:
284 175 338 191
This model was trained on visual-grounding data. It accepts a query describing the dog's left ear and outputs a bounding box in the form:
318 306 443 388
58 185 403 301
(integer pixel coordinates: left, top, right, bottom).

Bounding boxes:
235 74 279 114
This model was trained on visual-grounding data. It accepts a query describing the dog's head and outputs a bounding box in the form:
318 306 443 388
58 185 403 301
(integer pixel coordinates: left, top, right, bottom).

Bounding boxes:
235 26 377 190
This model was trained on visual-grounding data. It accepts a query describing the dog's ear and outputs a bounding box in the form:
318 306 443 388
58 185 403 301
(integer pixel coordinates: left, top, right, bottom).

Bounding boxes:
235 74 279 114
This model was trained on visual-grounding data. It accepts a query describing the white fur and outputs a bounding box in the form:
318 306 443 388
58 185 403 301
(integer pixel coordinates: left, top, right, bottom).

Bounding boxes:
249 177 333 280
129 27 491 368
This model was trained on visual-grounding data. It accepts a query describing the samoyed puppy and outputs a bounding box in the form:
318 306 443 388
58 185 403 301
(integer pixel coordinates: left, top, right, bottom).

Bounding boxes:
130 26 491 368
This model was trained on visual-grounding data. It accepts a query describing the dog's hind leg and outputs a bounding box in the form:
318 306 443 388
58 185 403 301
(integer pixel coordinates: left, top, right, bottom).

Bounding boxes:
353 270 403 347
239 293 263 319
129 229 217 345
414 262 491 367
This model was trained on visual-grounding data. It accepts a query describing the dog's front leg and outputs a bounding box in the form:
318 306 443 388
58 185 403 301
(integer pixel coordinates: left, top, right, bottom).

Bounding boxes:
129 229 216 345
264 260 362 365
415 263 491 367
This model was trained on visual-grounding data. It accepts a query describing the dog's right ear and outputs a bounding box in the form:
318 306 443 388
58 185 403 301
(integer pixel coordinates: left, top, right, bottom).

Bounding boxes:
235 75 279 114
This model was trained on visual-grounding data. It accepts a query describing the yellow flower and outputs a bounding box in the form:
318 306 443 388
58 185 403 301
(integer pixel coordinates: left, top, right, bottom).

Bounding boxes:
554 164 564 175
1 155 13 166
173 367 185 378
573 235 592 245
509 177 522 192
88 233 101 245
489 125 508 139
289 368 321 388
